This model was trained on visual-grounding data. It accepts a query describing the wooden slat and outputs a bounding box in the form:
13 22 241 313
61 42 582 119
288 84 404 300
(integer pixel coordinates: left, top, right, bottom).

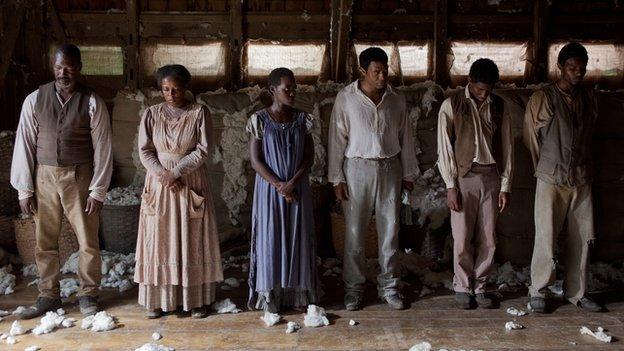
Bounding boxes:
0 1 28 92
126 0 140 90
529 0 549 83
330 0 353 82
228 0 243 90
47 0 69 43
433 0 449 87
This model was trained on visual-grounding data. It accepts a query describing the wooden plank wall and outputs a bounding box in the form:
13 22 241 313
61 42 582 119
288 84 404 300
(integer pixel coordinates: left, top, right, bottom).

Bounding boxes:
1 0 623 130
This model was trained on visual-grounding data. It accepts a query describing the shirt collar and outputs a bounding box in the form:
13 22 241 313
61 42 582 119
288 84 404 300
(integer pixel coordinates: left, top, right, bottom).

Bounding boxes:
349 80 395 101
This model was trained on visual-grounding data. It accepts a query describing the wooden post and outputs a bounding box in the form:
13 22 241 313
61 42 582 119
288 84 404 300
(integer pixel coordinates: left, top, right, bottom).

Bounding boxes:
0 1 28 92
433 0 449 87
530 0 549 83
25 1 47 87
229 0 243 90
47 0 68 43
126 0 140 90
331 0 353 83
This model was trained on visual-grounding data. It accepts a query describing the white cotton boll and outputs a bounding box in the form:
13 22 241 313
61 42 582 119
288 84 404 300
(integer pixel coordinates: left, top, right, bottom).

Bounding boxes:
28 279 40 287
56 308 65 316
0 333 7 340
22 264 39 277
303 305 329 328
134 343 175 351
0 310 9 317
285 321 300 334
211 299 241 314
24 346 41 351
506 307 527 317
10 320 28 336
32 311 74 335
6 336 16 345
0 265 16 296
505 321 524 331
580 326 612 343
408 342 432 351
349 319 357 326
61 252 80 274
59 278 80 298
260 312 281 327
81 311 117 332
61 318 76 328
151 332 162 340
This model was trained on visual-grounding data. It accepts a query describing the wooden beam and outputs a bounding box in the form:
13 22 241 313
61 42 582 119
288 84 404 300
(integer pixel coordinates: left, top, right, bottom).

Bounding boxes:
25 1 47 87
530 0 549 83
47 0 68 43
0 1 28 91
433 0 449 87
229 0 243 90
331 0 353 82
126 0 140 90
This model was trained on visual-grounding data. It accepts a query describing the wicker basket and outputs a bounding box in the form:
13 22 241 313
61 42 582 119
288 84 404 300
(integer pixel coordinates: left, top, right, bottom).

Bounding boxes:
0 215 16 252
0 133 14 183
330 208 379 259
14 215 79 265
99 203 140 254
0 182 19 216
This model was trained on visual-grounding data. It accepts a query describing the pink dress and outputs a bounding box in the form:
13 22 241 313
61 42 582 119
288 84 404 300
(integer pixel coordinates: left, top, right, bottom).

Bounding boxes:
134 102 223 312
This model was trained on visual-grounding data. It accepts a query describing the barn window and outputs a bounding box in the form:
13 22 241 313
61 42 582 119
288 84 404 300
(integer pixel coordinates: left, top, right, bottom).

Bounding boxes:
548 42 623 82
353 42 430 79
50 45 124 76
244 41 327 79
449 41 528 78
141 42 227 78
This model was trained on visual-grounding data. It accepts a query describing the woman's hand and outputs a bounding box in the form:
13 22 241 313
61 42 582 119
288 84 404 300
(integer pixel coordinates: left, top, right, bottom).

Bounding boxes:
277 180 296 197
166 179 184 193
158 170 177 186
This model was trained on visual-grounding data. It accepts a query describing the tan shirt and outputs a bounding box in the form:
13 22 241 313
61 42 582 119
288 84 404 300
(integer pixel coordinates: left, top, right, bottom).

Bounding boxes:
437 86 514 192
327 81 419 184
10 89 113 202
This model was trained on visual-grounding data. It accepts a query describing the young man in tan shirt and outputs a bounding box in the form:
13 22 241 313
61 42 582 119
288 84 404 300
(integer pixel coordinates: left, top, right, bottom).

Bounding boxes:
437 59 513 309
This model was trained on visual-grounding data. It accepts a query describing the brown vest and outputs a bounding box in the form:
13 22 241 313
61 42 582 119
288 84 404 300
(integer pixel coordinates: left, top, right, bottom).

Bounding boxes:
34 81 94 166
535 83 596 186
450 89 504 177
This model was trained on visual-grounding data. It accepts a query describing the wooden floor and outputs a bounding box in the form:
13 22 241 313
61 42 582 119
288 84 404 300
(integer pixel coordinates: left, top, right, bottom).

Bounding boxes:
1 265 623 351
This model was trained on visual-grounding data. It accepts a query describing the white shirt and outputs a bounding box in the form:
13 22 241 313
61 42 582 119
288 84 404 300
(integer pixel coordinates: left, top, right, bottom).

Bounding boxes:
436 86 514 192
327 80 419 184
10 88 113 202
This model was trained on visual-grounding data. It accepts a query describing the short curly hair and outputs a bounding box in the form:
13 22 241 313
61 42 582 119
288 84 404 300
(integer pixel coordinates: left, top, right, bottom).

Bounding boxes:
469 58 500 86
155 64 191 87
267 67 295 87
359 47 388 70
557 42 588 66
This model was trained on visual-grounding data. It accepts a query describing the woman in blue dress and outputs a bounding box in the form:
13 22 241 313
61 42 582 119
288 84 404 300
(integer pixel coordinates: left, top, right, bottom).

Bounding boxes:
247 68 318 312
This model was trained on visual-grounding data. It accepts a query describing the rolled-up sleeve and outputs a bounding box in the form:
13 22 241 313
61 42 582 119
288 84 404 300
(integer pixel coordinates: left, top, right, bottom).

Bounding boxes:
436 99 458 189
10 91 39 200
88 94 113 202
328 92 349 185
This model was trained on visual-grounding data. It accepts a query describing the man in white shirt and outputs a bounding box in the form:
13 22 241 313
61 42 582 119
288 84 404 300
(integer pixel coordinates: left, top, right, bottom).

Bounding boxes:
10 44 112 318
328 47 419 310
436 59 513 309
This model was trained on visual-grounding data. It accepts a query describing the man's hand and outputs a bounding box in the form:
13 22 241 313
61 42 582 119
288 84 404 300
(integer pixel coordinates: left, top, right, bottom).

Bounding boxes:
402 180 414 192
85 196 103 215
334 182 349 201
498 192 510 213
447 188 462 212
19 197 37 216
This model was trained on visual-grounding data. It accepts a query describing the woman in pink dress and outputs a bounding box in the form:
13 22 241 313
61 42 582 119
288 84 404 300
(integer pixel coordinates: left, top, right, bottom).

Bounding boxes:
134 65 223 319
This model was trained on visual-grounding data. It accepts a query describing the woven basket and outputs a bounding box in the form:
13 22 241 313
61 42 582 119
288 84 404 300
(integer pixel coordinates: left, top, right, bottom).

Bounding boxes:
99 203 140 254
14 215 79 265
0 215 16 252
0 182 19 216
330 207 379 259
0 133 14 183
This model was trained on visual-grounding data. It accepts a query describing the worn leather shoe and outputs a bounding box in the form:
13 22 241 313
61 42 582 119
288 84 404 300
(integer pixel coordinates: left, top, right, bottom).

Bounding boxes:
192 306 208 318
454 292 472 309
17 297 62 320
145 308 163 319
528 297 547 313
383 294 405 310
344 293 363 311
79 296 98 316
578 297 602 312
475 293 496 309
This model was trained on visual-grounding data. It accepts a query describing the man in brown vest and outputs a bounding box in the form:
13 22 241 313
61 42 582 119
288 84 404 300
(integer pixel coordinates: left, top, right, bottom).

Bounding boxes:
524 42 602 313
10 44 112 318
437 58 513 309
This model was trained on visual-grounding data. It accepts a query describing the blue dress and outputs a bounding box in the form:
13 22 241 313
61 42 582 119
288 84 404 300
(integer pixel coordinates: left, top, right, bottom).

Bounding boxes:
247 108 318 312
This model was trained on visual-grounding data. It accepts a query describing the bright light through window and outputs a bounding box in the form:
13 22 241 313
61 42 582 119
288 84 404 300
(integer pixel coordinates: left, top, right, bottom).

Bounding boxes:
142 42 226 77
548 42 623 79
50 45 124 76
450 41 528 77
398 43 429 77
246 42 326 77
